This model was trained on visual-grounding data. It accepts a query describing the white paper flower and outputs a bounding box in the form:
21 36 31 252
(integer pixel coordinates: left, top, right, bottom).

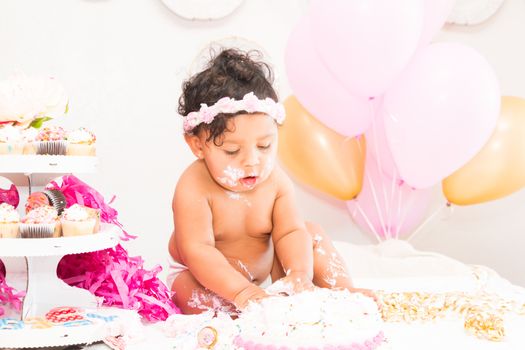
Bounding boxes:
0 74 68 127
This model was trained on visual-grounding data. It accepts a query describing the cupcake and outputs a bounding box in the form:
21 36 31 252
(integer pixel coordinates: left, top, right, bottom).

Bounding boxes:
0 203 20 238
20 205 61 238
25 190 67 215
25 192 51 213
22 127 39 155
35 126 67 155
66 127 96 156
61 204 97 237
0 124 24 155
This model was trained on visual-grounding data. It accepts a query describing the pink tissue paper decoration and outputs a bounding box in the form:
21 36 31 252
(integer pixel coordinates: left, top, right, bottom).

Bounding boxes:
46 174 180 320
46 175 137 240
0 184 20 208
0 260 26 317
58 245 180 321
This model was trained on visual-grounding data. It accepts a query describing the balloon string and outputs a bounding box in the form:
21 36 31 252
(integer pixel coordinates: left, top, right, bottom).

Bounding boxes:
365 168 388 240
355 136 385 241
389 166 398 238
395 186 419 239
354 201 382 244
370 107 392 239
406 202 449 242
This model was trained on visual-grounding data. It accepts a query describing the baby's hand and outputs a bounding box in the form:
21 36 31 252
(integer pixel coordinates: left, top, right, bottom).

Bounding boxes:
349 287 381 309
278 271 315 294
233 284 269 310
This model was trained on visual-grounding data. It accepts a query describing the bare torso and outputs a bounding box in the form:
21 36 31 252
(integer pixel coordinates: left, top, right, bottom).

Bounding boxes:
168 160 279 285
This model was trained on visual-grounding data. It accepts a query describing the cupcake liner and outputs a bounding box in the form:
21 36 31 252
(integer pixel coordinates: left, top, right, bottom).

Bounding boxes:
23 142 36 155
0 142 24 155
66 143 96 156
36 140 67 155
85 207 101 233
0 223 19 238
19 223 56 238
61 218 96 237
43 189 67 215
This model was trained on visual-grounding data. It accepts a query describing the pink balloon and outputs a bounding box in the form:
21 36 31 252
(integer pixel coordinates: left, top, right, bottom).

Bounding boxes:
347 155 433 239
308 0 425 98
418 0 456 47
383 43 500 189
285 16 373 137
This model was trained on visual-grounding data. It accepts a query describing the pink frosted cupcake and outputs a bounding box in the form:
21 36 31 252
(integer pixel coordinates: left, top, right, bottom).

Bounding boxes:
66 127 96 156
20 205 61 238
35 126 67 155
61 204 97 236
0 203 20 238
0 125 24 155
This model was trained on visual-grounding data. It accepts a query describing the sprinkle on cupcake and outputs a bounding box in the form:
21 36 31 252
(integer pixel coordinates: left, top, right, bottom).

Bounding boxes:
22 205 59 224
36 126 66 142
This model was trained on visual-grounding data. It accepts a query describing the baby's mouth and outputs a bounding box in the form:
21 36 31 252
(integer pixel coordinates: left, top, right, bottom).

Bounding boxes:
240 176 257 187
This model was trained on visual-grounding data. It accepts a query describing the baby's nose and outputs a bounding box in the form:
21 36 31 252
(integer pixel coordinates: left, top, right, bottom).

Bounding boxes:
243 148 260 167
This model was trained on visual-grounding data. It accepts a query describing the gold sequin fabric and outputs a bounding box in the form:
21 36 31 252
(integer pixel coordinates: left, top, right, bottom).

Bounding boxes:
376 267 525 342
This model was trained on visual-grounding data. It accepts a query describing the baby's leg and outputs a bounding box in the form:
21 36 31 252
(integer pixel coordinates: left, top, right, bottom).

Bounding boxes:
305 221 354 289
171 270 236 315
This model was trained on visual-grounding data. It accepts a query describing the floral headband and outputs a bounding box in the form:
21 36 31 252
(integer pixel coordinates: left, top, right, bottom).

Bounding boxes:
182 92 286 133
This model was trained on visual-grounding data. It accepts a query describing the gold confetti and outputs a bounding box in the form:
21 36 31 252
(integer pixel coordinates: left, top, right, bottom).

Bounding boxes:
376 290 524 342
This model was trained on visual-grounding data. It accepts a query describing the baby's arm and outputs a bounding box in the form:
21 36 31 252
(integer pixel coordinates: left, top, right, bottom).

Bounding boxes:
271 168 314 291
172 176 267 309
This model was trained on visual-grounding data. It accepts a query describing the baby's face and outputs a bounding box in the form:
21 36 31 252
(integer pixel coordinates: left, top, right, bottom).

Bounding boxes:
202 113 278 192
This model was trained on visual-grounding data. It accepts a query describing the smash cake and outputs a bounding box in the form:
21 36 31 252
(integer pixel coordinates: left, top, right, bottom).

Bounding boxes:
165 288 388 350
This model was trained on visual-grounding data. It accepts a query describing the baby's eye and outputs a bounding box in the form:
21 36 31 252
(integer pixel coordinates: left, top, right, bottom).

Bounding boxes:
258 143 271 150
224 149 239 156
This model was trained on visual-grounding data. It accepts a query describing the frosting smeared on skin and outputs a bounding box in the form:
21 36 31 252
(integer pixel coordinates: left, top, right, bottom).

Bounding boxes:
236 260 255 282
225 191 252 207
187 289 237 315
218 165 245 187
323 252 348 287
313 234 326 255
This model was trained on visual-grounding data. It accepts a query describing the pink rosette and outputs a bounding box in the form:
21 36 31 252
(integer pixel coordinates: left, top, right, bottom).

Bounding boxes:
242 92 260 113
215 97 237 114
199 104 215 124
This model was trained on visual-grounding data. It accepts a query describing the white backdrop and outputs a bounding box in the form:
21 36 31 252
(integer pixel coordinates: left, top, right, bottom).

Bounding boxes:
1 0 524 287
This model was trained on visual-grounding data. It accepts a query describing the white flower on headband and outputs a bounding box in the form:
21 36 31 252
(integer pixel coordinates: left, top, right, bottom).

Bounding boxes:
183 92 286 133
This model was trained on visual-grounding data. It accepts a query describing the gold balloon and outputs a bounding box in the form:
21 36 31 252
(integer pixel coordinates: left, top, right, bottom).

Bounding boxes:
443 96 525 205
278 96 366 200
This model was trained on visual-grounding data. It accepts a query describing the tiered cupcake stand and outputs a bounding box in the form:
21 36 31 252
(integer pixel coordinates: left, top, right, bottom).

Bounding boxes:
0 155 122 348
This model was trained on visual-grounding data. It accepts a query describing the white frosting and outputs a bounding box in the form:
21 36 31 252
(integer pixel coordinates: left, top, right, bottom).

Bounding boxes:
21 127 38 142
67 127 95 144
0 125 23 142
0 203 20 223
62 204 90 221
237 289 385 348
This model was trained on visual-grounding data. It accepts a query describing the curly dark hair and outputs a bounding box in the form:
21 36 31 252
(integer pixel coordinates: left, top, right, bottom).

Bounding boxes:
178 48 278 145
